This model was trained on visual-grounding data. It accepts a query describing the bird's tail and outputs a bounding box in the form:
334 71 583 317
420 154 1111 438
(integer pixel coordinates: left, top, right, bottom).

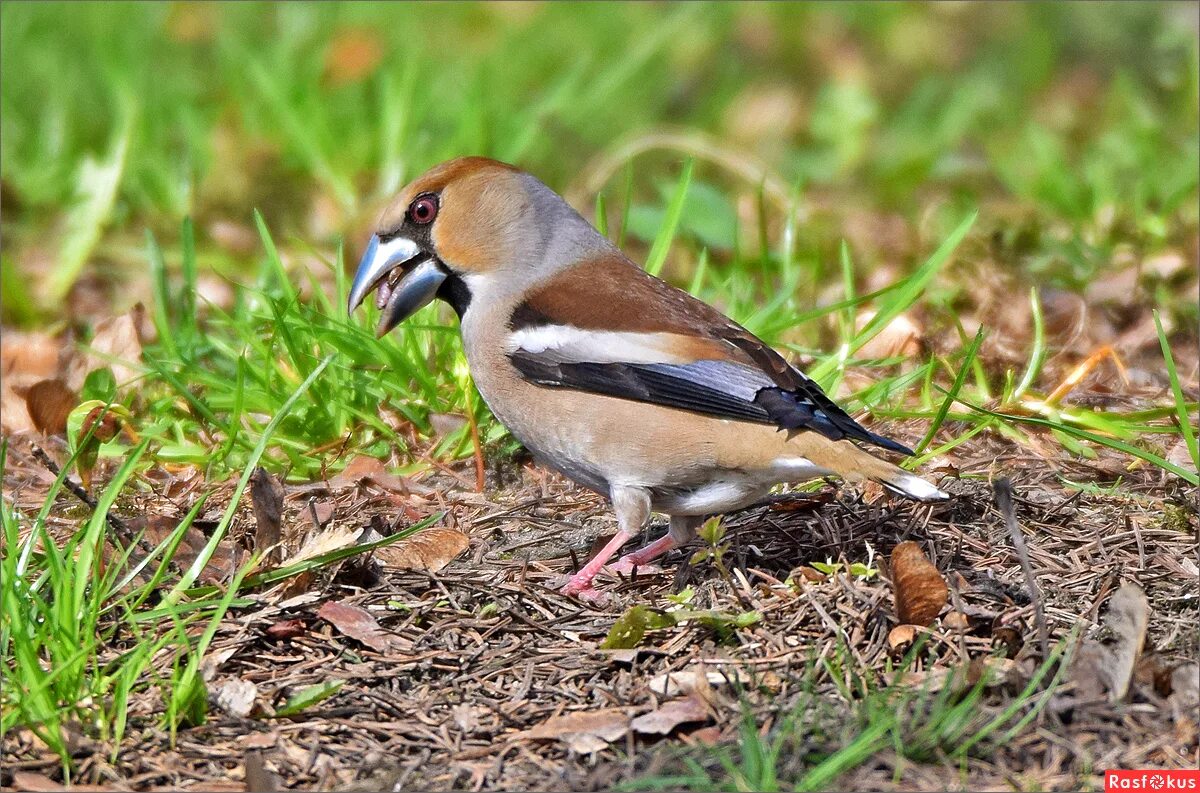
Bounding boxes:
787 438 948 502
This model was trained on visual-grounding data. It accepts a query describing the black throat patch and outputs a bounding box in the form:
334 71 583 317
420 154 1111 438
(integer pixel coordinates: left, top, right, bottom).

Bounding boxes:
438 271 472 318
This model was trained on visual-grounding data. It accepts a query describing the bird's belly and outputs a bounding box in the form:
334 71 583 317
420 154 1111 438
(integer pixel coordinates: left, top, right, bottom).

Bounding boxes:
462 332 819 505
649 479 771 516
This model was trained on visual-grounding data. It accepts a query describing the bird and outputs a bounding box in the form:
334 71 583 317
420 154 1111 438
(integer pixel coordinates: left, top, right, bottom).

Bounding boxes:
348 156 947 603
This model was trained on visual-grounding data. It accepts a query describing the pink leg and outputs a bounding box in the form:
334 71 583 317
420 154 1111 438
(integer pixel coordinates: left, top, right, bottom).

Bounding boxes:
609 514 701 574
560 530 635 597
560 486 651 602
608 533 676 574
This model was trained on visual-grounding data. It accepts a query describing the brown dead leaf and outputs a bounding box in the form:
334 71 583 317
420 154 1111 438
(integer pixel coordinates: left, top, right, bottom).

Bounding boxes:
1 330 64 434
1069 583 1150 703
429 412 468 436
330 455 411 493
243 730 279 750
888 624 917 652
648 664 760 698
250 467 285 562
375 527 469 573
307 499 335 530
11 772 112 792
24 378 77 435
941 610 971 631
890 541 948 627
266 618 307 641
81 404 121 443
130 514 243 586
244 749 283 793
630 695 710 736
324 28 383 86
523 708 631 754
905 657 1025 694
682 725 723 745
1 330 61 379
1102 583 1150 702
63 304 146 390
317 600 398 652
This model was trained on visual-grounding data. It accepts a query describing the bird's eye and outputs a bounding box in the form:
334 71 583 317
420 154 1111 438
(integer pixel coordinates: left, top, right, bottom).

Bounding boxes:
409 194 439 225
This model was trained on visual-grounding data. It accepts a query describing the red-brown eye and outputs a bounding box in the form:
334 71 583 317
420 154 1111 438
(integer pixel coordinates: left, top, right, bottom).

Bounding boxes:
409 195 438 224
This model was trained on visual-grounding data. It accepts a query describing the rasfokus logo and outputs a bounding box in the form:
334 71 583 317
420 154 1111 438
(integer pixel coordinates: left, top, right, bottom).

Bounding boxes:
1106 771 1200 791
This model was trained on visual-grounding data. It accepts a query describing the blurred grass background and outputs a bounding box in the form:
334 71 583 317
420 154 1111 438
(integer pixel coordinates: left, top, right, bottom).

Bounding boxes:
2 2 1196 309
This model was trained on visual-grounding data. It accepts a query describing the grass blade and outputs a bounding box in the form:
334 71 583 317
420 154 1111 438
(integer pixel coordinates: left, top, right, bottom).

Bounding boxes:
645 158 694 276
1154 310 1199 471
915 327 986 456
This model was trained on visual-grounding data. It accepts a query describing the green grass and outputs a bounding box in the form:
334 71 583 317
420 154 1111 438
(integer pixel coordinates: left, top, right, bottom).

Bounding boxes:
630 638 1070 792
0 421 439 777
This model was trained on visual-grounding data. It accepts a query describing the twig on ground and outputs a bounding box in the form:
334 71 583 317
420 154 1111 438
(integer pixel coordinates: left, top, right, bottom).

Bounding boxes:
994 478 1050 659
29 442 184 581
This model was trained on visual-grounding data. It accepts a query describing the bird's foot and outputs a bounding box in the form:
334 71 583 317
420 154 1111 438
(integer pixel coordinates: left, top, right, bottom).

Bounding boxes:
607 557 664 576
559 574 613 606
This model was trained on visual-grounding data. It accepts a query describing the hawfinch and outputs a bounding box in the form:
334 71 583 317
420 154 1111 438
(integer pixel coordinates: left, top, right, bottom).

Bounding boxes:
348 157 946 602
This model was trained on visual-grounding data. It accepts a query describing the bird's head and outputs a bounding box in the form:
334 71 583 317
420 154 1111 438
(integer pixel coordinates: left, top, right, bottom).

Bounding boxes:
348 156 604 337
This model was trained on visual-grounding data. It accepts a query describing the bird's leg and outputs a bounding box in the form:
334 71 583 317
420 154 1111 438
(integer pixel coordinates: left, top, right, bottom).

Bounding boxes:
560 485 650 602
609 514 703 574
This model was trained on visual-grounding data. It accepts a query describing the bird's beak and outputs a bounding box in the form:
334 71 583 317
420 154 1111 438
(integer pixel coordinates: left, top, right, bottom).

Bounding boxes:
348 234 448 337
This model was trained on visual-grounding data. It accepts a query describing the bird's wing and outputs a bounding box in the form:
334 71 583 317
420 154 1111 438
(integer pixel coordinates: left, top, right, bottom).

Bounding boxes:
505 253 913 455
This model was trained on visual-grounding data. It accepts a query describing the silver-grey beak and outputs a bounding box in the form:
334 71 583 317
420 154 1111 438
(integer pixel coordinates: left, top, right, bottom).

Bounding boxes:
347 234 447 337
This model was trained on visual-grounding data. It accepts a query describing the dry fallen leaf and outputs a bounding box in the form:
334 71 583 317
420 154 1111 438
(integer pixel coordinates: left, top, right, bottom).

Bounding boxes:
63 304 146 390
887 624 917 652
890 541 948 627
1 330 64 434
523 708 631 754
317 600 399 653
250 467 285 562
1069 583 1151 703
11 772 111 793
330 455 412 493
127 514 243 586
1101 583 1150 702
307 499 335 529
266 618 308 641
630 695 710 736
375 527 469 573
904 657 1025 694
23 378 77 435
647 664 762 698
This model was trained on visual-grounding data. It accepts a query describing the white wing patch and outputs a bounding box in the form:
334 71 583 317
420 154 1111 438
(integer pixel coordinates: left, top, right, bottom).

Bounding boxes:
506 325 697 365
